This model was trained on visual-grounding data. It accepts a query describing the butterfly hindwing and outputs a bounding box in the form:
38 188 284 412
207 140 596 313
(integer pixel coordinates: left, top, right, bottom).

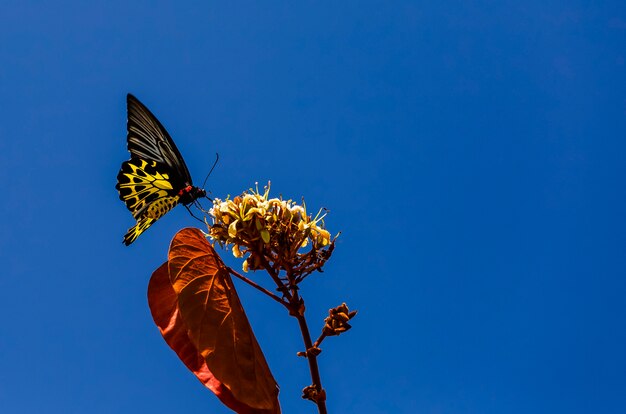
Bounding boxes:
122 196 181 245
123 216 156 246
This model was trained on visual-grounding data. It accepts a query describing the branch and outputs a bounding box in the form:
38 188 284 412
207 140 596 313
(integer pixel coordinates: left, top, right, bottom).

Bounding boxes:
293 303 328 414
227 267 290 308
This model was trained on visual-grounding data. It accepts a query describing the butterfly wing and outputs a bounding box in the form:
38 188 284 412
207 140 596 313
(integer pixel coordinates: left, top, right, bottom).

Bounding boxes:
116 158 184 245
123 216 157 246
116 159 184 218
121 194 181 245
126 93 192 185
118 94 201 245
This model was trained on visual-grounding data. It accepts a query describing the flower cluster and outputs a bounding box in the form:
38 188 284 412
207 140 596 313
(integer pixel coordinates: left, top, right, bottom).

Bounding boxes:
207 183 337 280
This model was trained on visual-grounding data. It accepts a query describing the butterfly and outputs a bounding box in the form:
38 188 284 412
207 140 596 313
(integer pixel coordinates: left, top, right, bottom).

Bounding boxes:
116 94 207 245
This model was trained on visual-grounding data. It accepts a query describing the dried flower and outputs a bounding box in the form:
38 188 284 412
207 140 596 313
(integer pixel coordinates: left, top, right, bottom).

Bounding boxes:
322 303 358 337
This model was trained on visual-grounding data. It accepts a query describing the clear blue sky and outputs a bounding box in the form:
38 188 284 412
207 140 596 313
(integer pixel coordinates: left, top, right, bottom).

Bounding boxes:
1 1 625 413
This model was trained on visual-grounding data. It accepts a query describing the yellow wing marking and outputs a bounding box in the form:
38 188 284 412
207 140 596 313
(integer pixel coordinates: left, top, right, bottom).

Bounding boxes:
122 196 180 245
116 159 176 218
123 216 156 246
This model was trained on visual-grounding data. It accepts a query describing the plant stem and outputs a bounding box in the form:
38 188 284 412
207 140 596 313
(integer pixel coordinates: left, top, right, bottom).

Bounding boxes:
293 303 327 414
227 267 289 308
313 332 328 348
256 249 326 412
257 252 293 302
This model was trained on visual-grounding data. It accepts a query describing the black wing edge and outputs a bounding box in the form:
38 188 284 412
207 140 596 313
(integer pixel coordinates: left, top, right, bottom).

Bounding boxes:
126 93 193 183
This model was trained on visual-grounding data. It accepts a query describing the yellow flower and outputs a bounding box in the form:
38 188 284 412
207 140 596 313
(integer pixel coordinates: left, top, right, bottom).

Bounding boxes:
207 182 338 276
232 245 243 258
228 220 238 238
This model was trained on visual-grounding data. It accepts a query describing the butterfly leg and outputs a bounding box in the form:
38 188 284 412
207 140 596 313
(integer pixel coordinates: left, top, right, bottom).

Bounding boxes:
185 204 205 223
193 198 213 215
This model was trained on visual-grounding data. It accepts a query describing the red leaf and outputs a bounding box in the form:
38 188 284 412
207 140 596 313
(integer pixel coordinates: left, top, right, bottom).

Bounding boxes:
148 228 280 414
148 263 229 397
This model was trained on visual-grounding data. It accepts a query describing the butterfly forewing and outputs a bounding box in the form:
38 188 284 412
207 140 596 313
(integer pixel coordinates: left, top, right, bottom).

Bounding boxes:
126 94 192 184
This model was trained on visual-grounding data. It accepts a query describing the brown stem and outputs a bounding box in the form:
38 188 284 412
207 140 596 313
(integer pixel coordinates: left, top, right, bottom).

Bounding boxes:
256 249 293 302
257 251 327 412
313 332 328 348
227 267 289 308
293 302 327 414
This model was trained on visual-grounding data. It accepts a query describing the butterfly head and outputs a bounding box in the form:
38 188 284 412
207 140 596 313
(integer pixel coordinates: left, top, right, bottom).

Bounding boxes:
194 187 207 200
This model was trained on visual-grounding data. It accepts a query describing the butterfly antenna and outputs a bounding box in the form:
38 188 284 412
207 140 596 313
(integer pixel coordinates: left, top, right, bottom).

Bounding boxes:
202 153 220 189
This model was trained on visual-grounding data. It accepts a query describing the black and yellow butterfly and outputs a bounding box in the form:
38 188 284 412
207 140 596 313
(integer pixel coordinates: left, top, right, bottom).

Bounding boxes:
116 94 206 245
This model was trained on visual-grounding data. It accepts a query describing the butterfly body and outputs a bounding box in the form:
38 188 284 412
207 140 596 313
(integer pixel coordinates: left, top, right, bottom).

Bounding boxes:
116 94 206 245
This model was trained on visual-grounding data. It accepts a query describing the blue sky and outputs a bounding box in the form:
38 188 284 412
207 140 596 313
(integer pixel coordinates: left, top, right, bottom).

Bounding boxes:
1 1 625 413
